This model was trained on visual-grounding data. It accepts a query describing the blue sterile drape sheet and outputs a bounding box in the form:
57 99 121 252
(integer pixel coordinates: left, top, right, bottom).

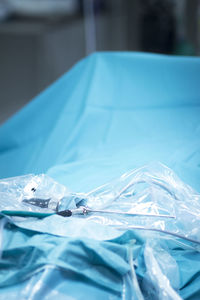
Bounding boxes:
0 52 200 192
0 52 200 299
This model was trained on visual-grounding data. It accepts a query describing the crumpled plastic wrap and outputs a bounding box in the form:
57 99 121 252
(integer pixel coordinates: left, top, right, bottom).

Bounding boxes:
1 163 200 299
142 241 182 300
80 162 200 244
0 174 76 212
1 163 200 244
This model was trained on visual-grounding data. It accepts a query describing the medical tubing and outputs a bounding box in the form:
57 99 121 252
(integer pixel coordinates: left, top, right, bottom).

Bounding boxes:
116 226 200 245
1 208 175 219
86 208 175 219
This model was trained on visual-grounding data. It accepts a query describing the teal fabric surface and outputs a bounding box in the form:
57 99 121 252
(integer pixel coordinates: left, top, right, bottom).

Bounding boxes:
0 52 200 192
0 216 200 299
0 216 131 299
0 52 200 299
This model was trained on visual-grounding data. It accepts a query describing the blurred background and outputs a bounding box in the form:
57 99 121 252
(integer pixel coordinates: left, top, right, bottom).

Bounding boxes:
0 0 200 124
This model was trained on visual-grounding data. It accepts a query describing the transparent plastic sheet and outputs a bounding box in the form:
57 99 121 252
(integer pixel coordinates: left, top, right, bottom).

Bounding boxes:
0 174 76 212
80 162 200 244
0 219 132 300
0 162 200 243
2 220 199 300
2 216 194 300
1 163 200 299
141 241 182 300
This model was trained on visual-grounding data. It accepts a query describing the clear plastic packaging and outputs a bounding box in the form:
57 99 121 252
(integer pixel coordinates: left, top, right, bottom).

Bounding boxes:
0 174 76 213
0 162 200 244
141 241 182 300
80 162 200 244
